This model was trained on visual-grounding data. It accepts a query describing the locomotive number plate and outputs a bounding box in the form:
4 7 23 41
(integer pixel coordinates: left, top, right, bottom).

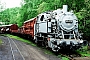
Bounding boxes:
65 20 73 23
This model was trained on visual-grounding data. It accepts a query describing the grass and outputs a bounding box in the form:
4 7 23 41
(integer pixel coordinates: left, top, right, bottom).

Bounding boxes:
0 39 2 45
76 45 90 57
58 45 90 60
6 34 36 46
62 57 69 60
42 48 54 55
57 55 69 60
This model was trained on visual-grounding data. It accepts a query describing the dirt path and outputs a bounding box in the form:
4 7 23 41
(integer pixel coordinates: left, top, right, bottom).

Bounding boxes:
0 36 61 60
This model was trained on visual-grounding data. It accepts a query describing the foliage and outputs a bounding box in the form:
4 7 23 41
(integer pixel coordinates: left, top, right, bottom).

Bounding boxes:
37 2 50 13
0 0 86 25
0 7 20 25
75 1 90 38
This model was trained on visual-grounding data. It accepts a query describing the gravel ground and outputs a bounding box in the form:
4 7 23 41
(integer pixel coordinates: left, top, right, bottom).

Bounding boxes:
73 57 90 60
0 36 13 60
0 36 61 60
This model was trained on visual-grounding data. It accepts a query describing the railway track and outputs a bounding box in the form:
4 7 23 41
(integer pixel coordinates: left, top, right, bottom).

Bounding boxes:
1 35 90 60
0 35 61 60
7 37 25 60
12 38 61 60
59 52 81 60
59 50 90 60
9 37 90 60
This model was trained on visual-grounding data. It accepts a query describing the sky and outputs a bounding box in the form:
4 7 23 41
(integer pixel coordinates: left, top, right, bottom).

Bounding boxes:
1 0 24 9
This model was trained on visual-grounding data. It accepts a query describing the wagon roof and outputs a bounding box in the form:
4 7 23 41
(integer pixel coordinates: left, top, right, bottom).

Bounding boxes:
24 17 36 23
0 24 13 27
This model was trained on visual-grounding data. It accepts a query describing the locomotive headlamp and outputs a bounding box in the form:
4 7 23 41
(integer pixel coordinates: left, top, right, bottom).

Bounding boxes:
59 36 63 38
79 40 83 43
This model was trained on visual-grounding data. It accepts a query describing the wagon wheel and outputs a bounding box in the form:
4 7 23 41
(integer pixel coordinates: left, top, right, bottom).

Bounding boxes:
44 39 49 48
35 37 42 46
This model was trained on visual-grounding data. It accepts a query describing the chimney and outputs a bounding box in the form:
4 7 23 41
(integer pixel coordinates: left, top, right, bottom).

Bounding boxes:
63 5 68 13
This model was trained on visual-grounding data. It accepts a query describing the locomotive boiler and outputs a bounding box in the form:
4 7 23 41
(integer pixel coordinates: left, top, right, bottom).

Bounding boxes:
34 5 87 51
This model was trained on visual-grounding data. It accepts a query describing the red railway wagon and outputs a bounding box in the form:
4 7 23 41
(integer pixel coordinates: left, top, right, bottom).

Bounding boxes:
0 24 18 33
0 24 12 33
10 24 18 33
22 17 36 38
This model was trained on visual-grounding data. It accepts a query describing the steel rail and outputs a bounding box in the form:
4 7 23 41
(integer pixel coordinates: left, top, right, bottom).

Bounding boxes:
8 37 25 60
7 37 15 60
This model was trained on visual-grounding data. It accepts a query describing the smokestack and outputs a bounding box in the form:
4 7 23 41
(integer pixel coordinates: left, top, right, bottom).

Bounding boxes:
63 5 68 13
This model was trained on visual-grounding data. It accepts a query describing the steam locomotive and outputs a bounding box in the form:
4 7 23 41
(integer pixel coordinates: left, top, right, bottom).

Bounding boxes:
0 5 87 52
